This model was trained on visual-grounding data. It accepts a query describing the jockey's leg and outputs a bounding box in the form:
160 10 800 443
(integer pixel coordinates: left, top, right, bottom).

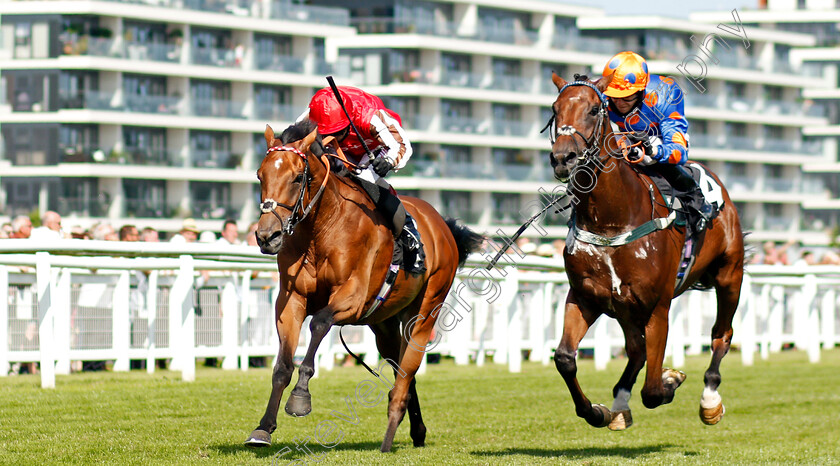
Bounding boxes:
358 166 425 272
655 163 713 230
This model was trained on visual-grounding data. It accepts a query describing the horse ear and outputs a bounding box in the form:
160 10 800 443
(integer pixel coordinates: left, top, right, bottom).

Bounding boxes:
264 125 275 147
552 72 567 93
595 72 614 93
300 129 319 151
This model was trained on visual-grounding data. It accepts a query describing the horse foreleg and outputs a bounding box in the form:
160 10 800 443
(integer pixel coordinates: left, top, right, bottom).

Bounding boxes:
640 301 686 409
608 322 646 431
701 268 742 425
245 294 305 447
554 292 610 428
284 308 334 417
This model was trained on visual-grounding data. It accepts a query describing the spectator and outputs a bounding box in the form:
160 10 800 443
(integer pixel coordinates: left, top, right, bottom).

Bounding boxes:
0 222 12 239
199 231 217 243
30 211 64 241
170 218 199 243
217 219 240 245
10 215 32 239
69 225 90 240
141 226 159 242
793 250 817 267
119 224 140 242
91 223 118 241
246 221 259 247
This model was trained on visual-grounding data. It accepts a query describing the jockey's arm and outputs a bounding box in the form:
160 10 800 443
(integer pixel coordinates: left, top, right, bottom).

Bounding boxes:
370 110 412 171
653 83 689 165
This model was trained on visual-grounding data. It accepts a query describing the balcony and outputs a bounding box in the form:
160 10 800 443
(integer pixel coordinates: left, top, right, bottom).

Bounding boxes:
691 134 823 155
477 26 539 46
444 209 483 224
122 146 183 166
763 215 793 232
191 201 238 220
269 2 349 26
552 33 617 54
192 150 239 169
61 36 120 58
440 71 485 88
60 90 120 111
401 114 433 131
488 74 534 93
124 199 170 218
441 116 489 135
253 103 297 122
722 175 757 193
57 197 106 218
124 94 182 115
350 17 456 36
763 178 796 193
255 53 304 73
492 120 532 138
191 47 241 68
189 99 246 119
124 41 181 63
59 144 107 163
492 163 539 182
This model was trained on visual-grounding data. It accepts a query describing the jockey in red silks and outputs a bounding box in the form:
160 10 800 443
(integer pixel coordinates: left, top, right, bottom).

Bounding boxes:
601 51 713 231
299 85 424 272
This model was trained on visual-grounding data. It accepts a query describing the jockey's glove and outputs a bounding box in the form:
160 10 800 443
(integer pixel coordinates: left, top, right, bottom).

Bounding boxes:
630 146 657 166
371 154 394 177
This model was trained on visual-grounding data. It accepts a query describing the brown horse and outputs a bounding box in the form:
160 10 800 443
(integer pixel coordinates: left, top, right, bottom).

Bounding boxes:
546 73 744 430
246 121 483 452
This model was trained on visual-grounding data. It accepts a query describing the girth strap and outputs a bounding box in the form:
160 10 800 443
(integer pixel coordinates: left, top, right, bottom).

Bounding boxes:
570 210 676 247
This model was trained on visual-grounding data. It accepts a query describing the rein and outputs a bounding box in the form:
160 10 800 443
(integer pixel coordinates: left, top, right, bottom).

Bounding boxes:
260 144 331 236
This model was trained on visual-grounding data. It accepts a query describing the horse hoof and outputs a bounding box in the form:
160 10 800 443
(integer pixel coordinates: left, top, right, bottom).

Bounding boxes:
608 409 633 431
700 402 725 425
244 429 271 447
285 393 312 417
662 368 687 390
587 404 612 428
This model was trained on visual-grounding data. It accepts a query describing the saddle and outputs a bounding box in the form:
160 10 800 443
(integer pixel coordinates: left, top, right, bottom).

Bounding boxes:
637 163 725 293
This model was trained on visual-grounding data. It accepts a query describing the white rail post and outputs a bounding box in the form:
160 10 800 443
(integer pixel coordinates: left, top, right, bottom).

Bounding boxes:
686 290 703 355
759 284 771 360
593 316 610 371
505 267 521 373
168 255 195 381
112 271 131 371
821 289 836 349
739 274 755 366
768 285 785 353
221 280 239 370
54 269 72 375
146 271 158 374
804 274 820 363
528 283 546 363
670 304 686 369
0 266 9 376
451 278 471 366
35 252 56 389
239 273 252 372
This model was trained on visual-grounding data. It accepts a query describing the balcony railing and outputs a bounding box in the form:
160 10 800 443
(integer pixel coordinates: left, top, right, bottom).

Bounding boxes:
191 201 238 220
61 36 119 57
57 197 106 218
124 199 170 218
763 216 793 232
124 41 181 63
350 17 456 36
763 178 796 193
552 33 617 54
122 146 183 166
477 26 539 46
253 103 297 122
488 75 534 93
189 99 245 119
492 120 532 137
493 163 538 181
400 114 434 131
441 116 489 135
192 150 239 169
269 2 349 26
722 175 756 193
255 53 304 73
124 94 182 115
440 71 485 88
443 209 483 224
191 46 241 68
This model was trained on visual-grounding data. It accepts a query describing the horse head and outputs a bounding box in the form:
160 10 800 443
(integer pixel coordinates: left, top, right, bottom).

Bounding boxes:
547 72 614 182
255 122 328 255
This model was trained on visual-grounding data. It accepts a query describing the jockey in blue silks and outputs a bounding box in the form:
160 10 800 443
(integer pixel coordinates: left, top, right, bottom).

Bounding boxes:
601 51 713 231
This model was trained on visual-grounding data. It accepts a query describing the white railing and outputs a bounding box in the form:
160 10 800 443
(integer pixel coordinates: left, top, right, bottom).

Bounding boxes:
1 240 838 388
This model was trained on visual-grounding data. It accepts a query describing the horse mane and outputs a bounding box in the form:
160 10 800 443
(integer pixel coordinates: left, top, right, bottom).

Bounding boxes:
279 119 318 145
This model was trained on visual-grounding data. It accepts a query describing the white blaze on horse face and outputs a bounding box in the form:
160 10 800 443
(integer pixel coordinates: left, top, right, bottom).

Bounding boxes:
700 387 722 409
274 157 282 170
611 388 631 412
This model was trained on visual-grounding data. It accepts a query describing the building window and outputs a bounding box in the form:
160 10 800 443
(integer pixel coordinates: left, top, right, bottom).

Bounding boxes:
491 192 521 224
190 80 237 118
190 181 234 219
190 130 233 168
254 85 292 121
59 178 104 217
124 179 167 218
441 191 475 223
124 126 169 165
59 125 99 163
254 34 301 72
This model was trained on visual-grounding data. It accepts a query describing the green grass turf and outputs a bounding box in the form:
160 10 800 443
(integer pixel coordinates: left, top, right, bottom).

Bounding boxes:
1 349 839 465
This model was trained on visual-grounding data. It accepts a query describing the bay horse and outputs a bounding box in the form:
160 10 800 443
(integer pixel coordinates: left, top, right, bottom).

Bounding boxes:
246 121 483 452
547 73 745 430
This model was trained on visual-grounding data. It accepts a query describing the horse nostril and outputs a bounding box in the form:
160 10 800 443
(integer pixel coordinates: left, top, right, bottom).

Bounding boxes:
549 152 558 166
565 152 577 163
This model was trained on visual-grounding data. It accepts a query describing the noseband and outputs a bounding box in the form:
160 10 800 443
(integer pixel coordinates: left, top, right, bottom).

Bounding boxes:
260 145 329 236
542 80 610 162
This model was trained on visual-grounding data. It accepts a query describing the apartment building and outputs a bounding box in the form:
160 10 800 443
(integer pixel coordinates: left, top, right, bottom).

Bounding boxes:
1 0 835 245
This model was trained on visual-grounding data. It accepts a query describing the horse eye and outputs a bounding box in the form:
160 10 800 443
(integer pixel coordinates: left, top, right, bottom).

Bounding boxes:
292 173 304 184
589 106 599 116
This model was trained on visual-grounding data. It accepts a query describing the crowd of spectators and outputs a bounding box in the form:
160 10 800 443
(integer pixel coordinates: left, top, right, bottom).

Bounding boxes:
1 213 257 246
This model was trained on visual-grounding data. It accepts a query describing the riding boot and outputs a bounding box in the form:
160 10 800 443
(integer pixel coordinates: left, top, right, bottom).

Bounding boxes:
372 178 426 274
654 164 713 233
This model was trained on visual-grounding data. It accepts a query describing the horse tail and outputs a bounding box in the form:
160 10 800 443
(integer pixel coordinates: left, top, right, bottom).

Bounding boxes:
444 218 485 268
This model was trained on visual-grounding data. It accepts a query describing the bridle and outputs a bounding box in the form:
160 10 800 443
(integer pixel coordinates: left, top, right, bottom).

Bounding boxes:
541 78 644 165
259 144 330 236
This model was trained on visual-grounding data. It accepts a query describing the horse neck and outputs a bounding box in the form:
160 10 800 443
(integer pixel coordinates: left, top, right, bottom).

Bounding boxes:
572 122 649 232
